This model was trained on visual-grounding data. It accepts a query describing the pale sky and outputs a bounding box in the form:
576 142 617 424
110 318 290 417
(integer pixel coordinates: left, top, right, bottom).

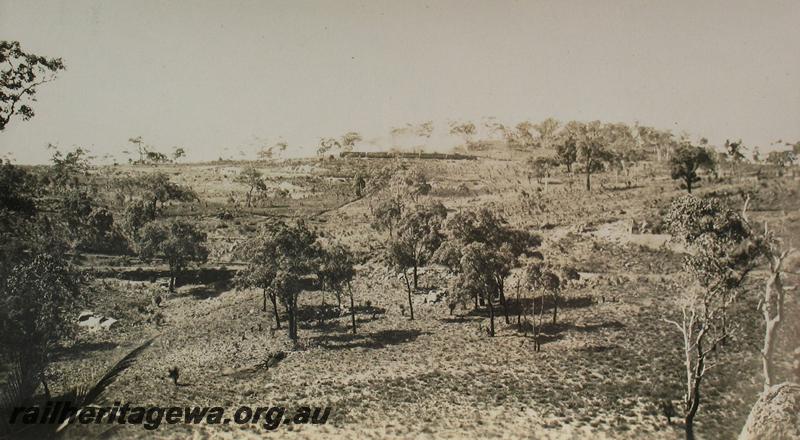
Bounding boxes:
1 0 798 164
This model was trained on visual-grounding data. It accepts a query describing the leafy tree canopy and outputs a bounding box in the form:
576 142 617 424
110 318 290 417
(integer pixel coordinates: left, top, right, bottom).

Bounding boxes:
0 41 65 131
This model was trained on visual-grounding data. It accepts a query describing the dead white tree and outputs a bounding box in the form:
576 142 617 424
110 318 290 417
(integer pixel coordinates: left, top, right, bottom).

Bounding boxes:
664 195 762 440
743 195 796 391
757 223 794 391
663 273 741 440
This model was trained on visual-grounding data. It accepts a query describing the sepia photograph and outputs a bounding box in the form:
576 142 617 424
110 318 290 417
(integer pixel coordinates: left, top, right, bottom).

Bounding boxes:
0 1 799 439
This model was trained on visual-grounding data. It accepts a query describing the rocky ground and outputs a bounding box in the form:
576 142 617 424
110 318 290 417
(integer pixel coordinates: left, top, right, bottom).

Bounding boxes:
44 159 800 439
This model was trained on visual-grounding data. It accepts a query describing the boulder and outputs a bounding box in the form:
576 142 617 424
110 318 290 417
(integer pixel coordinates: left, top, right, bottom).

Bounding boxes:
78 315 102 328
98 316 118 329
739 382 800 440
77 310 119 331
415 289 447 305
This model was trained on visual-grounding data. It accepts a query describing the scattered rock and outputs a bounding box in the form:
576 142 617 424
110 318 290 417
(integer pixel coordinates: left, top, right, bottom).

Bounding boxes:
77 311 119 331
99 316 118 329
415 289 447 305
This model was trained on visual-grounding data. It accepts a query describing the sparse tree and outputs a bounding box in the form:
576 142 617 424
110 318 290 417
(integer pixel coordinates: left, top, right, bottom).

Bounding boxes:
172 147 186 162
663 195 764 440
395 202 446 289
237 221 317 341
0 253 83 400
371 197 403 237
118 172 196 212
0 41 65 131
339 132 362 152
635 124 675 162
235 166 266 207
766 150 796 168
458 242 515 337
602 122 641 179
669 144 715 193
417 121 434 138
145 150 169 164
137 220 209 291
449 121 478 150
737 196 797 392
447 207 539 261
444 207 540 324
128 136 148 164
235 227 283 328
513 121 537 149
258 140 288 161
386 238 418 321
432 239 463 273
390 121 434 144
318 132 362 156
526 262 560 351
527 156 554 187
272 222 318 341
119 200 158 243
385 203 447 321
485 121 516 148
725 139 746 163
352 172 367 197
402 169 431 202
576 121 614 191
532 118 561 149
317 242 358 333
257 146 274 161
554 136 577 173
758 232 793 391
317 137 337 156
45 145 92 190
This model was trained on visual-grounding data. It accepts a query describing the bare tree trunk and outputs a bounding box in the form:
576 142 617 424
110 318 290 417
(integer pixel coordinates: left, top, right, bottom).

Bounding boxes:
515 279 522 326
684 349 704 440
403 272 414 320
498 281 510 324
682 328 707 440
585 168 591 191
552 289 559 325
533 295 540 351
288 294 298 341
534 292 545 351
762 251 789 391
487 290 495 337
270 290 281 329
413 265 418 290
348 283 357 334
